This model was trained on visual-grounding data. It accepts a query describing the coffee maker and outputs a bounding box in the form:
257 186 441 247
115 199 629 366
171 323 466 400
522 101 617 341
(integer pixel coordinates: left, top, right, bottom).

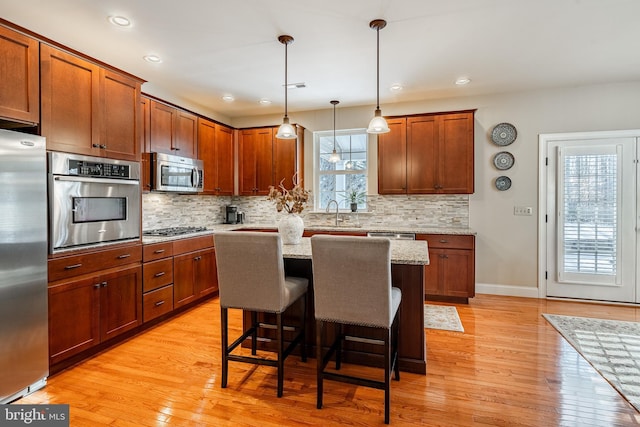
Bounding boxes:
224 205 244 224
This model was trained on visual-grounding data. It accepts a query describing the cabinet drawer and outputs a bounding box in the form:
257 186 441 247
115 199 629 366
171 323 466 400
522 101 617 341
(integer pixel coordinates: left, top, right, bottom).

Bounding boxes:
143 241 174 262
143 285 174 323
49 245 142 282
173 235 214 255
143 258 174 292
417 234 475 250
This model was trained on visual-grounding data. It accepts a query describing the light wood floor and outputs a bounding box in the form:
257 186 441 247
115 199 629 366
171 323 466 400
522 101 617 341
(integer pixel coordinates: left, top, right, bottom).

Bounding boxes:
17 294 640 426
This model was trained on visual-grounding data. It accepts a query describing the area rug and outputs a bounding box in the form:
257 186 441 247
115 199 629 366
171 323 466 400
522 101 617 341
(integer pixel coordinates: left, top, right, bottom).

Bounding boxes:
424 305 464 332
543 314 640 412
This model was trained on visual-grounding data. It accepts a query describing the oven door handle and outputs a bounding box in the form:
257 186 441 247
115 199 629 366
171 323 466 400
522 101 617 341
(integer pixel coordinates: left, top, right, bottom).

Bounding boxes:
53 176 140 185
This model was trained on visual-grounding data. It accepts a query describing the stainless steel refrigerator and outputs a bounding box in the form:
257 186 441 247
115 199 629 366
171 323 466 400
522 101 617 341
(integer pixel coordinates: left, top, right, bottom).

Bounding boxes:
0 129 48 403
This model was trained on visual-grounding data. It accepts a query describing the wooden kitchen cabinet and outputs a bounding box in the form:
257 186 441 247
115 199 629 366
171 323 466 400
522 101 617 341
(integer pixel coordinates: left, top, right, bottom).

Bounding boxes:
48 263 142 365
378 110 475 194
0 25 39 124
198 118 234 195
174 248 217 308
142 241 174 322
238 127 274 195
417 234 475 302
149 99 198 158
41 44 142 161
238 125 302 195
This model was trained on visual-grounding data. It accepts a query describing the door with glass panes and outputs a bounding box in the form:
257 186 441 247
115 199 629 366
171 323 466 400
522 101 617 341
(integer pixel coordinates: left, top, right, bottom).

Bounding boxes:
544 132 638 303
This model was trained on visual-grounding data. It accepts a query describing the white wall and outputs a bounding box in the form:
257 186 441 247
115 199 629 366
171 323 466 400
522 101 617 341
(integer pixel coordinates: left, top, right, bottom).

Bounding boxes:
230 81 640 294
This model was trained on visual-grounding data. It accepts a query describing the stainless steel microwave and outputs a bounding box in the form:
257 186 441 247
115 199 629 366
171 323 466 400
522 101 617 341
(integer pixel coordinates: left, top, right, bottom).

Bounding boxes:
48 152 141 253
149 152 204 193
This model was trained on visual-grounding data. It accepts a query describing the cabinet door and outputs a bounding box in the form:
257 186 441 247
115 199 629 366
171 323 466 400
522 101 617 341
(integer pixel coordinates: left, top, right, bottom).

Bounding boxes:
48 275 101 364
0 26 39 124
100 264 142 341
437 112 474 194
215 124 234 195
198 118 217 193
423 247 444 296
149 100 176 155
102 69 141 161
273 127 297 189
41 44 101 156
377 118 407 194
238 128 273 195
175 110 198 159
407 115 437 193
441 249 475 298
194 248 218 297
173 252 197 308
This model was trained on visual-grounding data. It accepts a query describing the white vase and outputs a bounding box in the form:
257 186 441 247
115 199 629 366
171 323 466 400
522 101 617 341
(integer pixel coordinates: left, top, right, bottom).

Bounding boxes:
278 214 304 245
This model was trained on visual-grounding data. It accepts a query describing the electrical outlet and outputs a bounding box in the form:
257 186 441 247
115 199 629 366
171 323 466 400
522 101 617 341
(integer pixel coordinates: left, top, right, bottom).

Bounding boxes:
514 206 533 216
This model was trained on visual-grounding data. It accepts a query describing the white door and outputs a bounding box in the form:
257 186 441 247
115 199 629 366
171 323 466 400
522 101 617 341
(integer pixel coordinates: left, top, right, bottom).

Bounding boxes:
544 133 638 303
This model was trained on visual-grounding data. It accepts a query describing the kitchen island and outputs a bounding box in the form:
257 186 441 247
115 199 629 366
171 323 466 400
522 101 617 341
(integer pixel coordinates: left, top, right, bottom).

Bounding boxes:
241 236 430 375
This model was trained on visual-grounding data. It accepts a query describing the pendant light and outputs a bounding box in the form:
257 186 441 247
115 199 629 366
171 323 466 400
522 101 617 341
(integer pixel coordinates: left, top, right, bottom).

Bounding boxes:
276 35 297 139
366 19 390 134
329 100 341 163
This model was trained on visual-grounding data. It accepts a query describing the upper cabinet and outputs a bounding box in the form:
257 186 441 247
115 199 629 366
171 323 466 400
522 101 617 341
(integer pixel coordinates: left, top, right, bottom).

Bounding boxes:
378 110 475 194
238 125 303 196
198 118 234 195
149 99 197 159
41 44 142 161
0 26 39 125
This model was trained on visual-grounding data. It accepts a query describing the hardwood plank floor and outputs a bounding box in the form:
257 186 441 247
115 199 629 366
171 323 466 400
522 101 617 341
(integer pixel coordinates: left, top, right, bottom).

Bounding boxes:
16 294 640 426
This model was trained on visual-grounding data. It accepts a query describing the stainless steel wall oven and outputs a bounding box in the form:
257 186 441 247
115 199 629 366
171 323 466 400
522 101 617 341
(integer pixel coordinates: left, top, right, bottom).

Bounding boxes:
48 152 141 253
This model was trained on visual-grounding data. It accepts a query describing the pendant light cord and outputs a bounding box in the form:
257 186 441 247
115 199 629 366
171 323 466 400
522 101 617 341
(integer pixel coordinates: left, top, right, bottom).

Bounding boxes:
284 41 288 119
376 25 380 111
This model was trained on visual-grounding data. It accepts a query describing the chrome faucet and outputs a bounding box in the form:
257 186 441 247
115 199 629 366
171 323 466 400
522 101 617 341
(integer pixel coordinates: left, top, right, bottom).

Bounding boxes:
326 199 340 226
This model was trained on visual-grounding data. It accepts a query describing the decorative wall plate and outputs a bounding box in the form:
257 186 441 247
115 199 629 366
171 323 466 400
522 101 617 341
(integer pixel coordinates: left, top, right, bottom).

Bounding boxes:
491 123 517 146
493 151 515 170
495 176 512 191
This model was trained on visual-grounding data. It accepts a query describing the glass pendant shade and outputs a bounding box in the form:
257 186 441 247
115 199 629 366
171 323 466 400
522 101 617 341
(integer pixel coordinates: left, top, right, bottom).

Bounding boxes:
367 109 390 134
329 149 340 163
276 117 296 139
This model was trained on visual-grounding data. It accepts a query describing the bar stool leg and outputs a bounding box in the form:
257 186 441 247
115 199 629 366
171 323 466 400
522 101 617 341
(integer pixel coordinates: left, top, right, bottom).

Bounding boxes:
221 307 229 389
277 312 284 398
316 319 324 409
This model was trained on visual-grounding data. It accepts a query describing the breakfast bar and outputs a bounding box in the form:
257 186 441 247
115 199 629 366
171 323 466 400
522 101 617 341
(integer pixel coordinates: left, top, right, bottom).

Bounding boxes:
241 236 430 374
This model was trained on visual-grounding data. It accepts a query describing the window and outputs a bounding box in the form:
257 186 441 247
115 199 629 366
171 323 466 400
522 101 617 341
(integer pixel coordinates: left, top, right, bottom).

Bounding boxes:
314 128 368 211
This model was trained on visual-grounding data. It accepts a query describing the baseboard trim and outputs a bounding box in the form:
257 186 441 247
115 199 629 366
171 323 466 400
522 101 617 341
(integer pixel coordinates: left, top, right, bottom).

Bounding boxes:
476 283 540 299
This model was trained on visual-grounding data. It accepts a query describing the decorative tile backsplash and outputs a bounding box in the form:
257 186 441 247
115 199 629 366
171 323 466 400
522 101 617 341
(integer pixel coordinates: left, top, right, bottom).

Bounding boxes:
142 193 469 230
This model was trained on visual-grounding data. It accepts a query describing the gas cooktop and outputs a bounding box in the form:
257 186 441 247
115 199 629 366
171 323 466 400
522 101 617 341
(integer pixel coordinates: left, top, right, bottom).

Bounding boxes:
143 226 208 237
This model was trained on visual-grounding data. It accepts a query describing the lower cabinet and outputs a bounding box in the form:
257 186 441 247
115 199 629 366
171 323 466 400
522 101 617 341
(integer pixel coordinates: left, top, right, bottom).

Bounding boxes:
48 263 142 365
174 248 217 308
416 234 475 301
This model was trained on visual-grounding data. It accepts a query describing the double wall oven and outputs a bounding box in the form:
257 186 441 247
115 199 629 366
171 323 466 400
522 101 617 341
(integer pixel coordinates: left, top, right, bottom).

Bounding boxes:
48 152 141 253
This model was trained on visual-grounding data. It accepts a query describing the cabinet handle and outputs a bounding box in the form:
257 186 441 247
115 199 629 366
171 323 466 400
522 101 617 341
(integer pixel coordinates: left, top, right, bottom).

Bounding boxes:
439 239 448 243
117 254 131 259
101 281 108 287
154 271 166 277
100 144 107 149
153 249 165 254
155 300 165 306
194 256 202 261
92 143 99 148
64 263 82 270
94 283 101 289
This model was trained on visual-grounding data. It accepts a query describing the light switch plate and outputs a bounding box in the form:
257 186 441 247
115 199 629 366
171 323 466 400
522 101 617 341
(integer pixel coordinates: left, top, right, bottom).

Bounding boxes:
514 206 533 216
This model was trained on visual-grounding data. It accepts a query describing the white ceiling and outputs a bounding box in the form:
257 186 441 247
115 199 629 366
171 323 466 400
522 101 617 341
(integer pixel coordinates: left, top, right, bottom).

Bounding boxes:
2 0 639 119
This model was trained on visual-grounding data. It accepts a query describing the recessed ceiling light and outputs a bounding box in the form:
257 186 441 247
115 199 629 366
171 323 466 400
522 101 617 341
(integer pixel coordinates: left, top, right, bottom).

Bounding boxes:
143 54 162 64
108 15 131 27
455 77 471 85
259 98 271 105
390 84 404 92
222 95 234 102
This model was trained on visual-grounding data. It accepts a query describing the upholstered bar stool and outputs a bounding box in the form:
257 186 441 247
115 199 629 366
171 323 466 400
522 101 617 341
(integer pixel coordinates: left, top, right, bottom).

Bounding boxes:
310 235 401 424
214 231 308 397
